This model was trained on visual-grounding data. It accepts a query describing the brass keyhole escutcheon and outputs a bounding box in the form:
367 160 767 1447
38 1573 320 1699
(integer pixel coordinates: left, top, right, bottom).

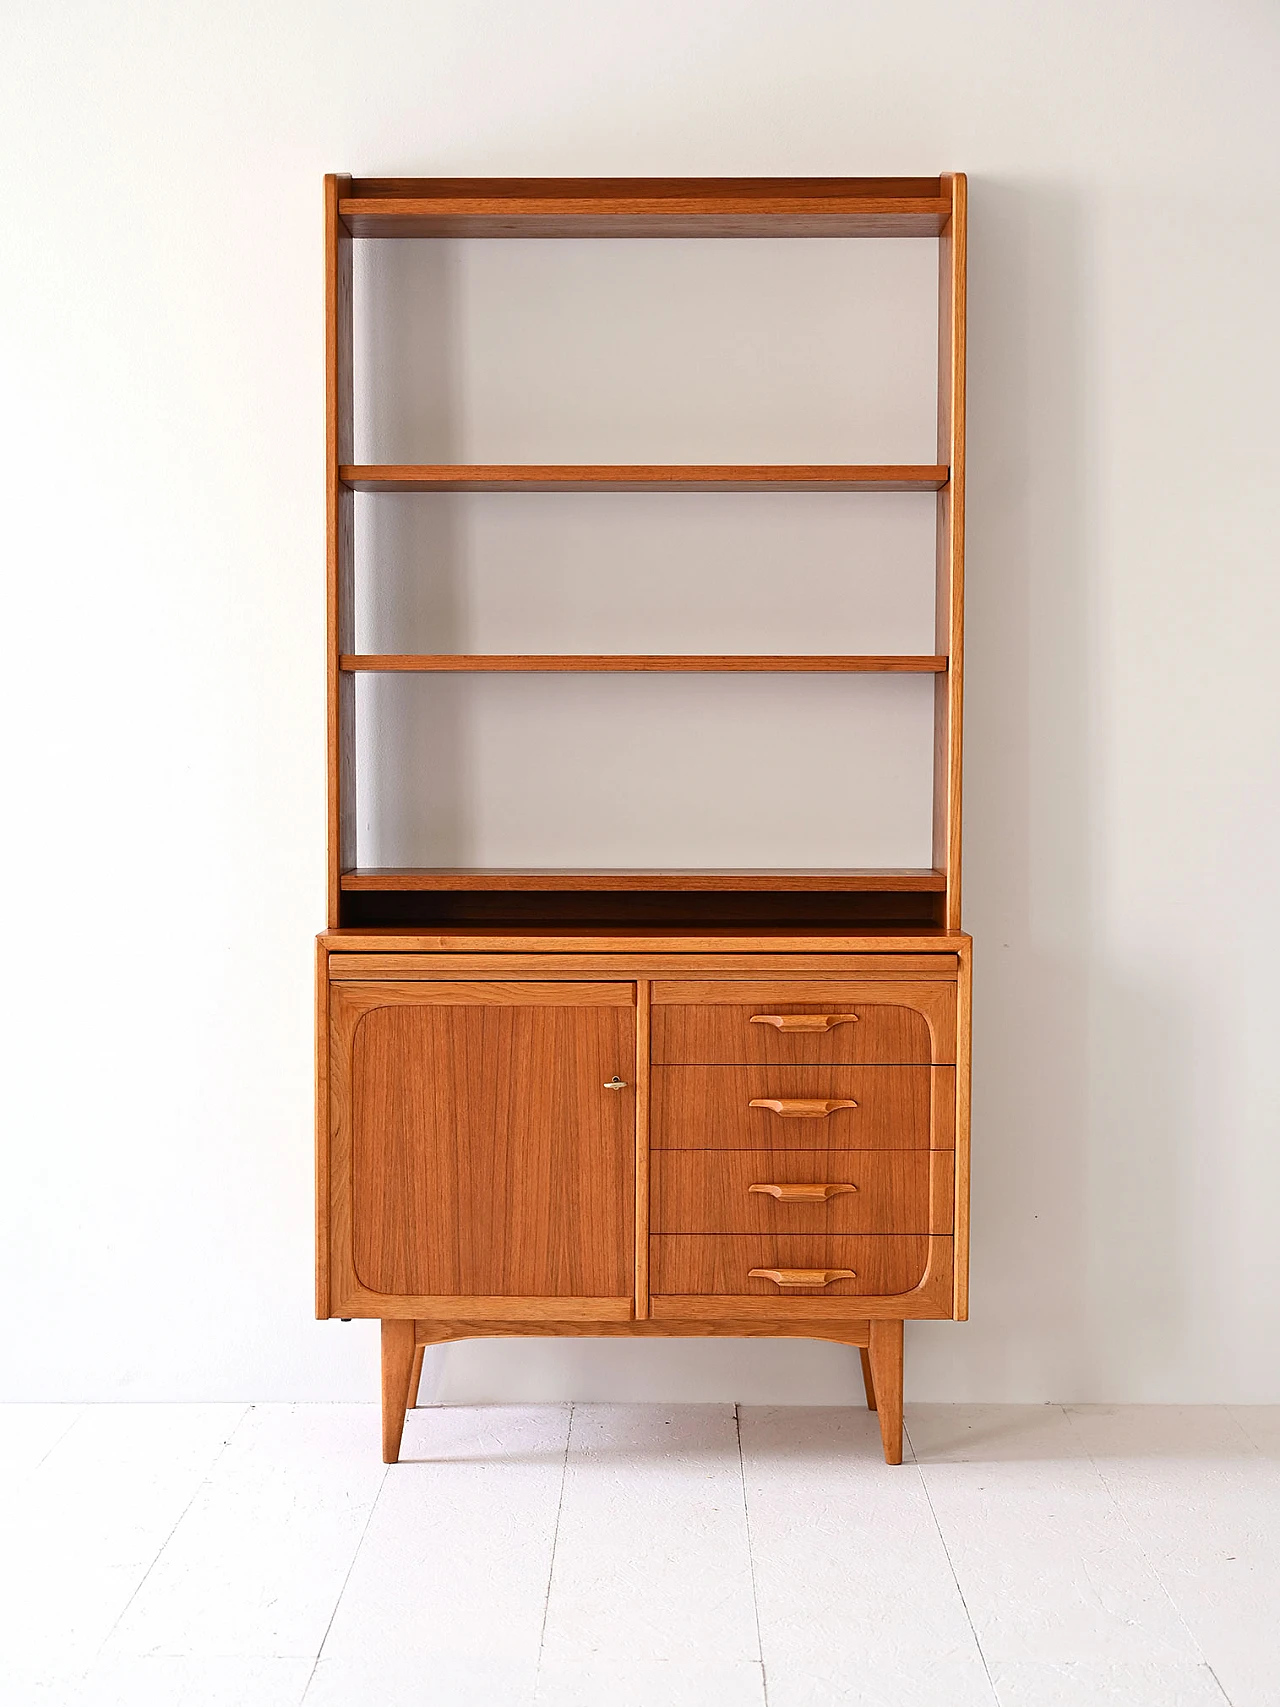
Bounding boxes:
604 1075 628 1090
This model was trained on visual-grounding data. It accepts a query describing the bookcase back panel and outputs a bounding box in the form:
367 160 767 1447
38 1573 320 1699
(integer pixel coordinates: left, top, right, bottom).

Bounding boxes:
353 491 937 657
353 238 939 465
354 671 935 870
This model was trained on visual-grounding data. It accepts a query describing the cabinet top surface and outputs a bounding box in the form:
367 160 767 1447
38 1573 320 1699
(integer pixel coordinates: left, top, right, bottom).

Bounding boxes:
341 175 950 198
333 175 964 238
319 927 972 955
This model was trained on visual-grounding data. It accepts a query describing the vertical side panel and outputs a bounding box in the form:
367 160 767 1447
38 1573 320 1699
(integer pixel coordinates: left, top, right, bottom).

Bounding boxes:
635 979 651 1318
326 174 355 926
315 941 332 1317
933 172 966 930
953 938 972 1318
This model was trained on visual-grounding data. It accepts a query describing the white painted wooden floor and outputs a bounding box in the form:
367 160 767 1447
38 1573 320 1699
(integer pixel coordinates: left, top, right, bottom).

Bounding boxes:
3 1403 1279 1707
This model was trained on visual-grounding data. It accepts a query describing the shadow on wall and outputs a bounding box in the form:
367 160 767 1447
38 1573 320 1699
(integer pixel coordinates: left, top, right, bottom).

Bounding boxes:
914 177 1195 1402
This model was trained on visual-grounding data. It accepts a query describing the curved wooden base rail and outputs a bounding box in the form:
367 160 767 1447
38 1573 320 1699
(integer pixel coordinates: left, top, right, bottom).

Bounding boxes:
750 1013 860 1032
749 1267 857 1288
749 1097 859 1118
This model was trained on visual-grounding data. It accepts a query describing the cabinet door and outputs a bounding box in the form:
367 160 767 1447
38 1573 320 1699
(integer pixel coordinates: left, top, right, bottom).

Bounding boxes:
336 982 635 1299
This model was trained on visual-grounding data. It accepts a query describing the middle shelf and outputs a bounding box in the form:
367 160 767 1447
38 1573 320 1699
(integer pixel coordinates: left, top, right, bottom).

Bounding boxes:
339 654 948 673
340 465 949 492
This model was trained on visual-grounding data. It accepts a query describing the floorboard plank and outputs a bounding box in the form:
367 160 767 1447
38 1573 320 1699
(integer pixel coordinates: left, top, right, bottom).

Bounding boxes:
102 1406 383 1660
539 1404 759 1667
318 1404 570 1665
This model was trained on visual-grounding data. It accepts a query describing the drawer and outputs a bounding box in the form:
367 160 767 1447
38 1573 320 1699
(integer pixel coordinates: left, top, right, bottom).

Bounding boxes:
652 981 954 1064
651 1151 939 1234
651 1234 930 1297
652 1065 954 1150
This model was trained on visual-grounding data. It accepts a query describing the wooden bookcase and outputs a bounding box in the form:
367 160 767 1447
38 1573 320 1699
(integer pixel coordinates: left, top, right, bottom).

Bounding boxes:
317 175 970 1463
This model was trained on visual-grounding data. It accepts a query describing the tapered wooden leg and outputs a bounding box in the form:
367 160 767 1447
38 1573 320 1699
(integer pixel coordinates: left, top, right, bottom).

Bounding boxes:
859 1346 878 1411
867 1318 903 1465
408 1342 426 1410
381 1319 416 1464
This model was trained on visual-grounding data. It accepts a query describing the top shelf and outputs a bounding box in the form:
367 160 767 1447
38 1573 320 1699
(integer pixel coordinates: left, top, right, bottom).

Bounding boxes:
337 176 953 239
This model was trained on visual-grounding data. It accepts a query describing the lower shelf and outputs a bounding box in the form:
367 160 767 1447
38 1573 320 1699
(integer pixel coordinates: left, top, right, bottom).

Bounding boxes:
340 868 946 892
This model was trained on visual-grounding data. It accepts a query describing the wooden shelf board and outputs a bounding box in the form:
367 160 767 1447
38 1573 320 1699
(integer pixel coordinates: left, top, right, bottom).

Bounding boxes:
322 925 969 951
340 654 947 674
340 465 949 493
340 870 949 894
338 178 950 238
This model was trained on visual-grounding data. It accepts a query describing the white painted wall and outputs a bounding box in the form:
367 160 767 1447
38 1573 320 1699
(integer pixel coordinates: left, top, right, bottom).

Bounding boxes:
2 0 1278 1404
354 239 941 868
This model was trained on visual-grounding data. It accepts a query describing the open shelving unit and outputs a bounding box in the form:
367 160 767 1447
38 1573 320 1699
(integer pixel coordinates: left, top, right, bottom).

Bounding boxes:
326 175 965 934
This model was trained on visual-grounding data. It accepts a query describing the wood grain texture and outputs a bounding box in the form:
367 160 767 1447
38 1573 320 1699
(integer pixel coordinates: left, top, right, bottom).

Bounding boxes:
651 1234 929 1297
750 1182 858 1201
314 939 332 1317
349 993 635 1296
651 1150 931 1233
338 980 635 1009
868 1316 904 1464
339 654 947 673
340 464 948 492
651 1066 933 1150
325 174 354 929
339 178 950 238
934 172 967 932
349 175 942 199
414 1317 873 1344
747 1097 860 1115
649 1232 952 1320
354 1295 635 1322
954 937 972 1317
860 1346 878 1410
380 1318 415 1463
319 929 971 953
327 953 959 979
652 982 957 1065
749 1266 857 1287
635 979 651 1318
339 870 948 893
749 1014 861 1034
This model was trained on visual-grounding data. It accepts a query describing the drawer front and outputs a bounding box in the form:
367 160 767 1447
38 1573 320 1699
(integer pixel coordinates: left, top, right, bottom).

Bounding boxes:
651 1234 930 1297
652 981 954 1065
653 1065 952 1150
651 1151 934 1234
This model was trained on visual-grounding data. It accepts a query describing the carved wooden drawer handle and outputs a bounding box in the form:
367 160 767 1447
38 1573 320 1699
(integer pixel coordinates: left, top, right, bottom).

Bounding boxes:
750 1013 860 1032
749 1182 858 1202
749 1267 856 1288
749 1098 858 1118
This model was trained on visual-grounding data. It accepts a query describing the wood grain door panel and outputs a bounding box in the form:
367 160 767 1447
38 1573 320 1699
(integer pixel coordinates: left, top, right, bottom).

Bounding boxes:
652 1065 950 1149
651 982 954 1064
652 1151 936 1234
651 1234 930 1297
348 988 634 1297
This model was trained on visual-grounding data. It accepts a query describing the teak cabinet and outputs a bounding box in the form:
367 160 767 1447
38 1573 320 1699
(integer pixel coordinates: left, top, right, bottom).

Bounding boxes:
316 175 970 1465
